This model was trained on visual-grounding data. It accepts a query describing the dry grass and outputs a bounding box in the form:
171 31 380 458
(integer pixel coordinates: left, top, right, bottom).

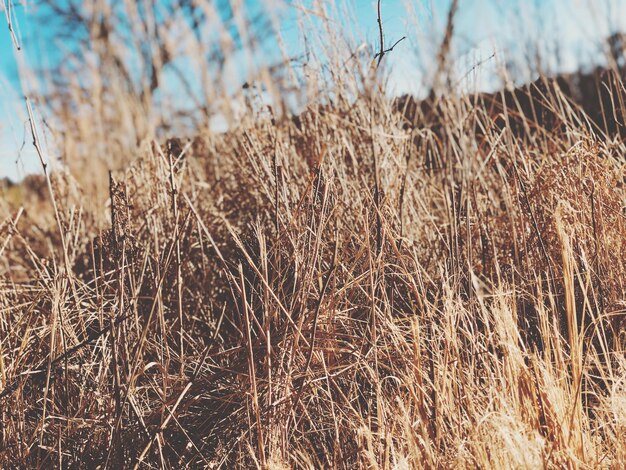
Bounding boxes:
1 1 626 468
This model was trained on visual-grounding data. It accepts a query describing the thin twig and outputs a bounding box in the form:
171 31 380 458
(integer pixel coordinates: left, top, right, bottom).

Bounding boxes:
374 0 406 67
376 0 385 66
374 36 407 61
1 0 21 50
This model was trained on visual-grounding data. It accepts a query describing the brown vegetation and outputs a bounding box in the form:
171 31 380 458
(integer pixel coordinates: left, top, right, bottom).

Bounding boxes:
1 3 626 468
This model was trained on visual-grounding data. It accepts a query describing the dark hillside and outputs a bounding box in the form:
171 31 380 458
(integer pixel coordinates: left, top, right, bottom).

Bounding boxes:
396 59 626 142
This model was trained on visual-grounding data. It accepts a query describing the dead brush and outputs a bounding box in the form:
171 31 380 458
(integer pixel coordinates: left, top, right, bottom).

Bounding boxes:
1 0 626 468
1 88 626 468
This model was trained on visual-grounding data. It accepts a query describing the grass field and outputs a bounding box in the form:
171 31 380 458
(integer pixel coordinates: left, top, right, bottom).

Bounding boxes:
1 1 625 468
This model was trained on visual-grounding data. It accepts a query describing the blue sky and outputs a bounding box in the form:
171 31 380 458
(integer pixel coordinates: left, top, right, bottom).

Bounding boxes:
2 0 626 180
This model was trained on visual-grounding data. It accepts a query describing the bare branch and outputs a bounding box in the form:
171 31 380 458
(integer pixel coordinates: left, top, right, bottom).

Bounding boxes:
374 1 405 67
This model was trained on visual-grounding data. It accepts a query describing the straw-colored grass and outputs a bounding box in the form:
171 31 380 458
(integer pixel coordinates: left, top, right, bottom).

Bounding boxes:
1 1 625 468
